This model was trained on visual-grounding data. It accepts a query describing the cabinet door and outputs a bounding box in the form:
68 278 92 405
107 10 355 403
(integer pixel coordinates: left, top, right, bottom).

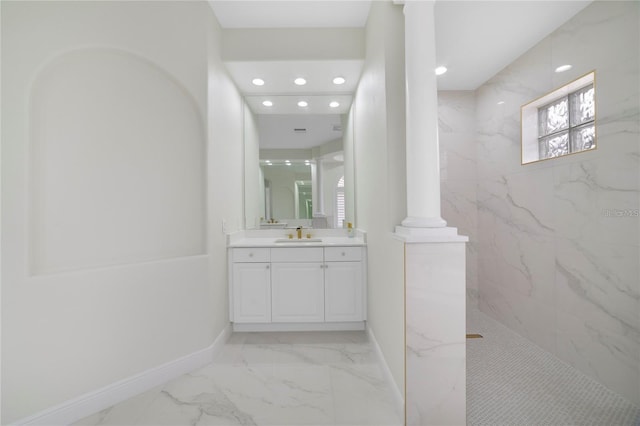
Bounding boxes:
325 261 363 322
271 262 324 323
232 263 271 323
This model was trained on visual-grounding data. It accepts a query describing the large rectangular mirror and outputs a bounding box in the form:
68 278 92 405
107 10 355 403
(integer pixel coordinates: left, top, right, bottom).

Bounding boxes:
244 110 353 230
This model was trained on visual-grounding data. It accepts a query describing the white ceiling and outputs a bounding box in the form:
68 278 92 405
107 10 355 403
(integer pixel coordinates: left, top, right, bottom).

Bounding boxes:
224 60 361 96
258 114 343 150
434 1 592 90
211 0 592 149
225 59 361 115
246 94 353 115
210 1 371 28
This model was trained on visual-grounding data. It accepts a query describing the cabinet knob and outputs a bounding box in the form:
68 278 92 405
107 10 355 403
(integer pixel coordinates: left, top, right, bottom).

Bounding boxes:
341 252 346 256
249 253 254 257
266 265 270 269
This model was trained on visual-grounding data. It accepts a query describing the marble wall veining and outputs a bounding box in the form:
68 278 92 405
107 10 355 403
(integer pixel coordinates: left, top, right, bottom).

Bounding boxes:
439 91 479 307
473 1 639 405
440 0 639 407
405 242 467 426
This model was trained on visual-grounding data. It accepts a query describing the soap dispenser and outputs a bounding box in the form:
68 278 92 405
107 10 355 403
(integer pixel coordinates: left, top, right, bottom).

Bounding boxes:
347 222 354 238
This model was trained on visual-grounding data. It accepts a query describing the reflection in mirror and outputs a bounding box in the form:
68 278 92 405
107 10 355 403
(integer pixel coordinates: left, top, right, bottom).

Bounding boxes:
244 111 350 230
261 162 312 222
258 152 344 229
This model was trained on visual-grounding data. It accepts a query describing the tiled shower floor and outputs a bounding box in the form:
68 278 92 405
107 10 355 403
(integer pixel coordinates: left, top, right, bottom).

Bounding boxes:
467 308 640 426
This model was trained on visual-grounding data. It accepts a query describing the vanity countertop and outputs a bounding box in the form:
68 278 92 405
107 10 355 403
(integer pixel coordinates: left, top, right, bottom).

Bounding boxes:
228 236 366 248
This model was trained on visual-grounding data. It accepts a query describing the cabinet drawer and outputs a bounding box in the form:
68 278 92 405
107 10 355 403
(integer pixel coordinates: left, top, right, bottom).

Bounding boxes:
271 247 323 263
233 248 270 263
324 246 362 262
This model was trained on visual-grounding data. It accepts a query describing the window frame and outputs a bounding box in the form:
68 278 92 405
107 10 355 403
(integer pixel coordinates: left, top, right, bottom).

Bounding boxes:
521 71 596 165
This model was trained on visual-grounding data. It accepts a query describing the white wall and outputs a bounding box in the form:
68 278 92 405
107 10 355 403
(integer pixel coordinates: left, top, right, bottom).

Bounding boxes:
352 0 406 395
1 2 244 422
243 103 261 229
29 48 206 274
206 3 246 356
440 1 639 405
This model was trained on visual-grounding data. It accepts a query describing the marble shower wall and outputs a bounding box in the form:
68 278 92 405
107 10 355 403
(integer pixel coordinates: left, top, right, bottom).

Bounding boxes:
474 1 639 405
439 91 479 307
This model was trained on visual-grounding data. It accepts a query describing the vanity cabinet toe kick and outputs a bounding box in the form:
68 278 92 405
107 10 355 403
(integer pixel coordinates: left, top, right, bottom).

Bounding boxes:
228 246 367 332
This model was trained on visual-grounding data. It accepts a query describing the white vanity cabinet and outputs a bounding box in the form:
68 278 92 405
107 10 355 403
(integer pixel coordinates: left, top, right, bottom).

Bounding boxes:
231 248 271 323
324 247 363 322
229 244 366 331
271 248 325 323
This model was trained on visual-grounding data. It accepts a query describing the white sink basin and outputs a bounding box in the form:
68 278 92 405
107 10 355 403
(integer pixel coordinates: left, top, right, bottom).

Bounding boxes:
275 238 323 243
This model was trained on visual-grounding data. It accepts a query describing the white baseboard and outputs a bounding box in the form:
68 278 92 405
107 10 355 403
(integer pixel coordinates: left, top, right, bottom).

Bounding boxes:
367 325 405 419
233 321 365 332
15 324 232 426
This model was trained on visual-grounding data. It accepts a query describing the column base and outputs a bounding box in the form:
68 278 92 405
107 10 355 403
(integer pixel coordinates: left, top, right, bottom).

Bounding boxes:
401 216 447 228
394 225 468 243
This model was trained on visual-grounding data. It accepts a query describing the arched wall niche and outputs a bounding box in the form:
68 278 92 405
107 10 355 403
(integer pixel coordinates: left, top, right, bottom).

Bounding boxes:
29 47 206 275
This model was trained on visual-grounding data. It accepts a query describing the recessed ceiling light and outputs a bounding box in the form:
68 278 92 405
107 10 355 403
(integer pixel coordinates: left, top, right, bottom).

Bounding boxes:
294 77 307 86
252 78 265 86
333 77 346 85
329 101 340 108
497 101 505 105
262 100 273 107
298 101 308 108
435 66 448 76
555 64 572 73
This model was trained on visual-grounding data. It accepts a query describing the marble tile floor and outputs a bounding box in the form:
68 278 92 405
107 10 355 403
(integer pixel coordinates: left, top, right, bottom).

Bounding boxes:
75 331 403 426
467 308 640 426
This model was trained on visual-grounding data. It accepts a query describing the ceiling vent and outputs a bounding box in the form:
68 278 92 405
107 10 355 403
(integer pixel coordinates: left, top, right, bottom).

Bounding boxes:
293 128 307 133
332 124 342 132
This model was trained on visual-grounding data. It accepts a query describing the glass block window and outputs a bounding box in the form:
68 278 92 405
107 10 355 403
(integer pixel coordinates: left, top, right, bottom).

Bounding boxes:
537 83 595 160
521 71 596 165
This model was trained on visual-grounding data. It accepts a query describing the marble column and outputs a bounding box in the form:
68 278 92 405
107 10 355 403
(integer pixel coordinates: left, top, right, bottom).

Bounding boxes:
394 2 468 425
